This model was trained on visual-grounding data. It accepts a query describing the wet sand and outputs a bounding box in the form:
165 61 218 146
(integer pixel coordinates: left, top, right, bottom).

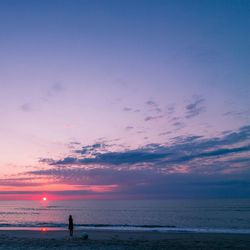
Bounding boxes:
0 230 250 249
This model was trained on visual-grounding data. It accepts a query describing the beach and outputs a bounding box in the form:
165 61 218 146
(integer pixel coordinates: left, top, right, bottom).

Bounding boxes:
0 230 250 250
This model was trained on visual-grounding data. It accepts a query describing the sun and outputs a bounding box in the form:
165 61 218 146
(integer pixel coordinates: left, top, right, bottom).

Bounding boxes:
42 197 47 201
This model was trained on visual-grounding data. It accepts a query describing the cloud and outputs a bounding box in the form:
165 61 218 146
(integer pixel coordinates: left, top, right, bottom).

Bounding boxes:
19 83 65 112
68 141 82 149
185 96 205 119
53 157 77 165
123 107 132 111
69 141 81 145
44 126 250 171
223 110 249 119
145 100 157 106
166 104 175 115
144 115 163 121
51 82 64 92
0 177 44 187
20 103 33 112
172 121 185 130
160 145 250 166
5 125 250 199
43 83 65 101
125 126 134 131
122 106 141 113
154 107 162 113
39 158 55 164
28 165 250 199
0 189 93 196
137 130 146 134
51 149 167 166
169 117 186 130
74 143 109 155
145 100 162 113
28 167 153 186
158 131 172 136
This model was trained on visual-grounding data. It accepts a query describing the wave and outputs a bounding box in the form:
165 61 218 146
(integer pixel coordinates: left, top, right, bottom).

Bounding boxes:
0 223 175 228
0 223 250 234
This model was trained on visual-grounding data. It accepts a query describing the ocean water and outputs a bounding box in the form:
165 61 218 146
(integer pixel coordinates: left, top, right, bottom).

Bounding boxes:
0 199 250 233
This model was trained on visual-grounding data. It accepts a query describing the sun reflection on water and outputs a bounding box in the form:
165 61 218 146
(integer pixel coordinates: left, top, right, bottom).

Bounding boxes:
40 227 48 232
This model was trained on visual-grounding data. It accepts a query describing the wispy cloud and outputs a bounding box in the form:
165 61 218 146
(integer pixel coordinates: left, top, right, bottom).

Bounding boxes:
145 100 162 113
145 100 158 106
125 126 134 131
123 107 132 112
158 131 172 136
172 121 185 130
20 83 65 112
0 177 45 187
185 96 205 119
144 115 163 121
122 107 141 113
20 103 33 112
42 82 65 102
166 104 175 116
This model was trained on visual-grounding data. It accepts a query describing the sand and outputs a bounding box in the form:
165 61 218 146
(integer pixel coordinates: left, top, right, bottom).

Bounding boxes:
0 229 250 250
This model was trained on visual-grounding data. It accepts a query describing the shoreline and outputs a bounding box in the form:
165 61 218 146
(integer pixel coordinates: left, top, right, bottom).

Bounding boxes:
1 228 249 238
0 226 250 234
0 229 250 249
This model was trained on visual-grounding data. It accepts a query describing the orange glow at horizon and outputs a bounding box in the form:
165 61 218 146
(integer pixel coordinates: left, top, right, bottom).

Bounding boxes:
0 179 121 200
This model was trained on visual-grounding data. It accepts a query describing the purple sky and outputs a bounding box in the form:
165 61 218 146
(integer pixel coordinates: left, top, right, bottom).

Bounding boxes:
0 0 249 199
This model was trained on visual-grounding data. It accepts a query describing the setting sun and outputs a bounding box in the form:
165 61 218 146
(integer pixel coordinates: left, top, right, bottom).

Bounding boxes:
42 197 47 201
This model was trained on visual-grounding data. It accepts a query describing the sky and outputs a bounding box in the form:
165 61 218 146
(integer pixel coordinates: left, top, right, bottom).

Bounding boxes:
0 0 249 200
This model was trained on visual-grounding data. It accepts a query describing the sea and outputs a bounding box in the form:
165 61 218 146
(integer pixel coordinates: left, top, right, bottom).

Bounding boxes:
0 199 250 234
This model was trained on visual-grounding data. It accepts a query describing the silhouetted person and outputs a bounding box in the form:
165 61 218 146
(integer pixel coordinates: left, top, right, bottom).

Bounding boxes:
68 215 74 237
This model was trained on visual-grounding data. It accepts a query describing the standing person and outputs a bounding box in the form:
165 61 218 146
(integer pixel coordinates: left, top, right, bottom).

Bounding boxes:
68 215 74 237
